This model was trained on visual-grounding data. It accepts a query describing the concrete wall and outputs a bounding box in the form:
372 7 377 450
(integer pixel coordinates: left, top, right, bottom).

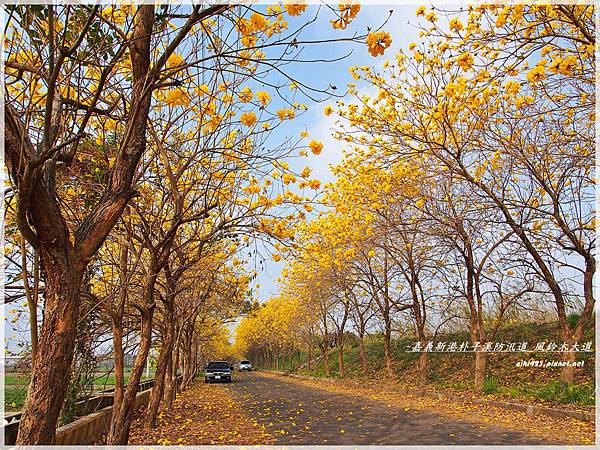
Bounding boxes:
54 389 152 445
4 375 184 445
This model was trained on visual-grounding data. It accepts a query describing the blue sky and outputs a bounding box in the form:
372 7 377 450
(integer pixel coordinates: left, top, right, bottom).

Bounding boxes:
250 3 422 305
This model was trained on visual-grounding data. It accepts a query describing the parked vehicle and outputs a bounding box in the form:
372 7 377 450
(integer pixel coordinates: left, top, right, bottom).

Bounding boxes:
238 360 253 371
204 361 232 383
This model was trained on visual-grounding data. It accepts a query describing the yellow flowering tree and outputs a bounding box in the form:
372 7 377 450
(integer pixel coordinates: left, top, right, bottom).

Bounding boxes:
4 2 393 444
331 4 594 387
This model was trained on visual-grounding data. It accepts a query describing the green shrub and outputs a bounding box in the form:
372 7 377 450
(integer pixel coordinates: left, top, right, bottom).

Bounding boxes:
482 377 499 394
567 313 581 328
506 386 521 399
535 380 595 405
561 383 595 405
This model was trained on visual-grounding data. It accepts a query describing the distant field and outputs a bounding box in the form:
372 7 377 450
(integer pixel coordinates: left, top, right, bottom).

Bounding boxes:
89 372 154 386
4 386 27 410
3 371 156 409
2 371 155 386
3 374 30 385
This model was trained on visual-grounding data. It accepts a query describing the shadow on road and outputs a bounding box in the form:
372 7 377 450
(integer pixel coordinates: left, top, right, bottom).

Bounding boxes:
225 372 553 445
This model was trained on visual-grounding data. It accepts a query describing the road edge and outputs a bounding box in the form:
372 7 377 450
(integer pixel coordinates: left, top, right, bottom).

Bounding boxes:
259 369 595 423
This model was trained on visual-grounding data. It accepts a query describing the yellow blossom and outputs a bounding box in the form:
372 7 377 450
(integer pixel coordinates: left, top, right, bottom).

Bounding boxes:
256 91 271 106
277 108 295 120
309 179 321 190
366 31 392 57
308 140 323 155
284 2 308 17
240 112 257 127
238 87 253 102
455 52 474 71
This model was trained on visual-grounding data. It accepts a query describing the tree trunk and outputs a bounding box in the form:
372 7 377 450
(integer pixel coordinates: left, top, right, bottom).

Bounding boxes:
164 353 174 405
307 346 312 371
107 307 154 445
359 332 368 376
474 350 487 392
322 343 330 377
560 348 577 385
145 310 174 429
192 334 200 379
418 348 428 385
111 240 128 423
16 248 83 445
20 236 39 365
164 327 181 407
111 318 125 424
384 320 393 377
182 329 194 388
169 345 181 404
337 344 344 378
180 345 188 388
337 336 345 378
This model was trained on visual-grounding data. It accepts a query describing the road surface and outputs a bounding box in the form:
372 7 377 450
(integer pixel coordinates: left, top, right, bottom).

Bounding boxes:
225 371 551 445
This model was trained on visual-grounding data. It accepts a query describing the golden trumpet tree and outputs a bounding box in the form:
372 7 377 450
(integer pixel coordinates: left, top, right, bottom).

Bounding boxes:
235 295 303 369
4 2 394 442
331 4 594 386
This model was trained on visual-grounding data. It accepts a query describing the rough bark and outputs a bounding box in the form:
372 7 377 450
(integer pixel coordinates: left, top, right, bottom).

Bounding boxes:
358 332 368 376
144 305 174 429
20 236 39 364
107 307 154 445
474 350 487 392
337 341 345 378
383 319 393 377
17 249 83 444
418 348 428 385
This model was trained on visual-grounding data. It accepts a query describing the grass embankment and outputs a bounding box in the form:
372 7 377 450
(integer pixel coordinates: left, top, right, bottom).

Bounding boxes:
262 321 595 408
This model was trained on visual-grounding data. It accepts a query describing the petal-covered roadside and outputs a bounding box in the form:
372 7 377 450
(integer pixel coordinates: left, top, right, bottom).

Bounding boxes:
127 381 274 445
262 372 595 446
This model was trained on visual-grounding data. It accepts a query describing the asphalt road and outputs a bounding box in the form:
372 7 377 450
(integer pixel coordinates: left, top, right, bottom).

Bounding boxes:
225 371 552 445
